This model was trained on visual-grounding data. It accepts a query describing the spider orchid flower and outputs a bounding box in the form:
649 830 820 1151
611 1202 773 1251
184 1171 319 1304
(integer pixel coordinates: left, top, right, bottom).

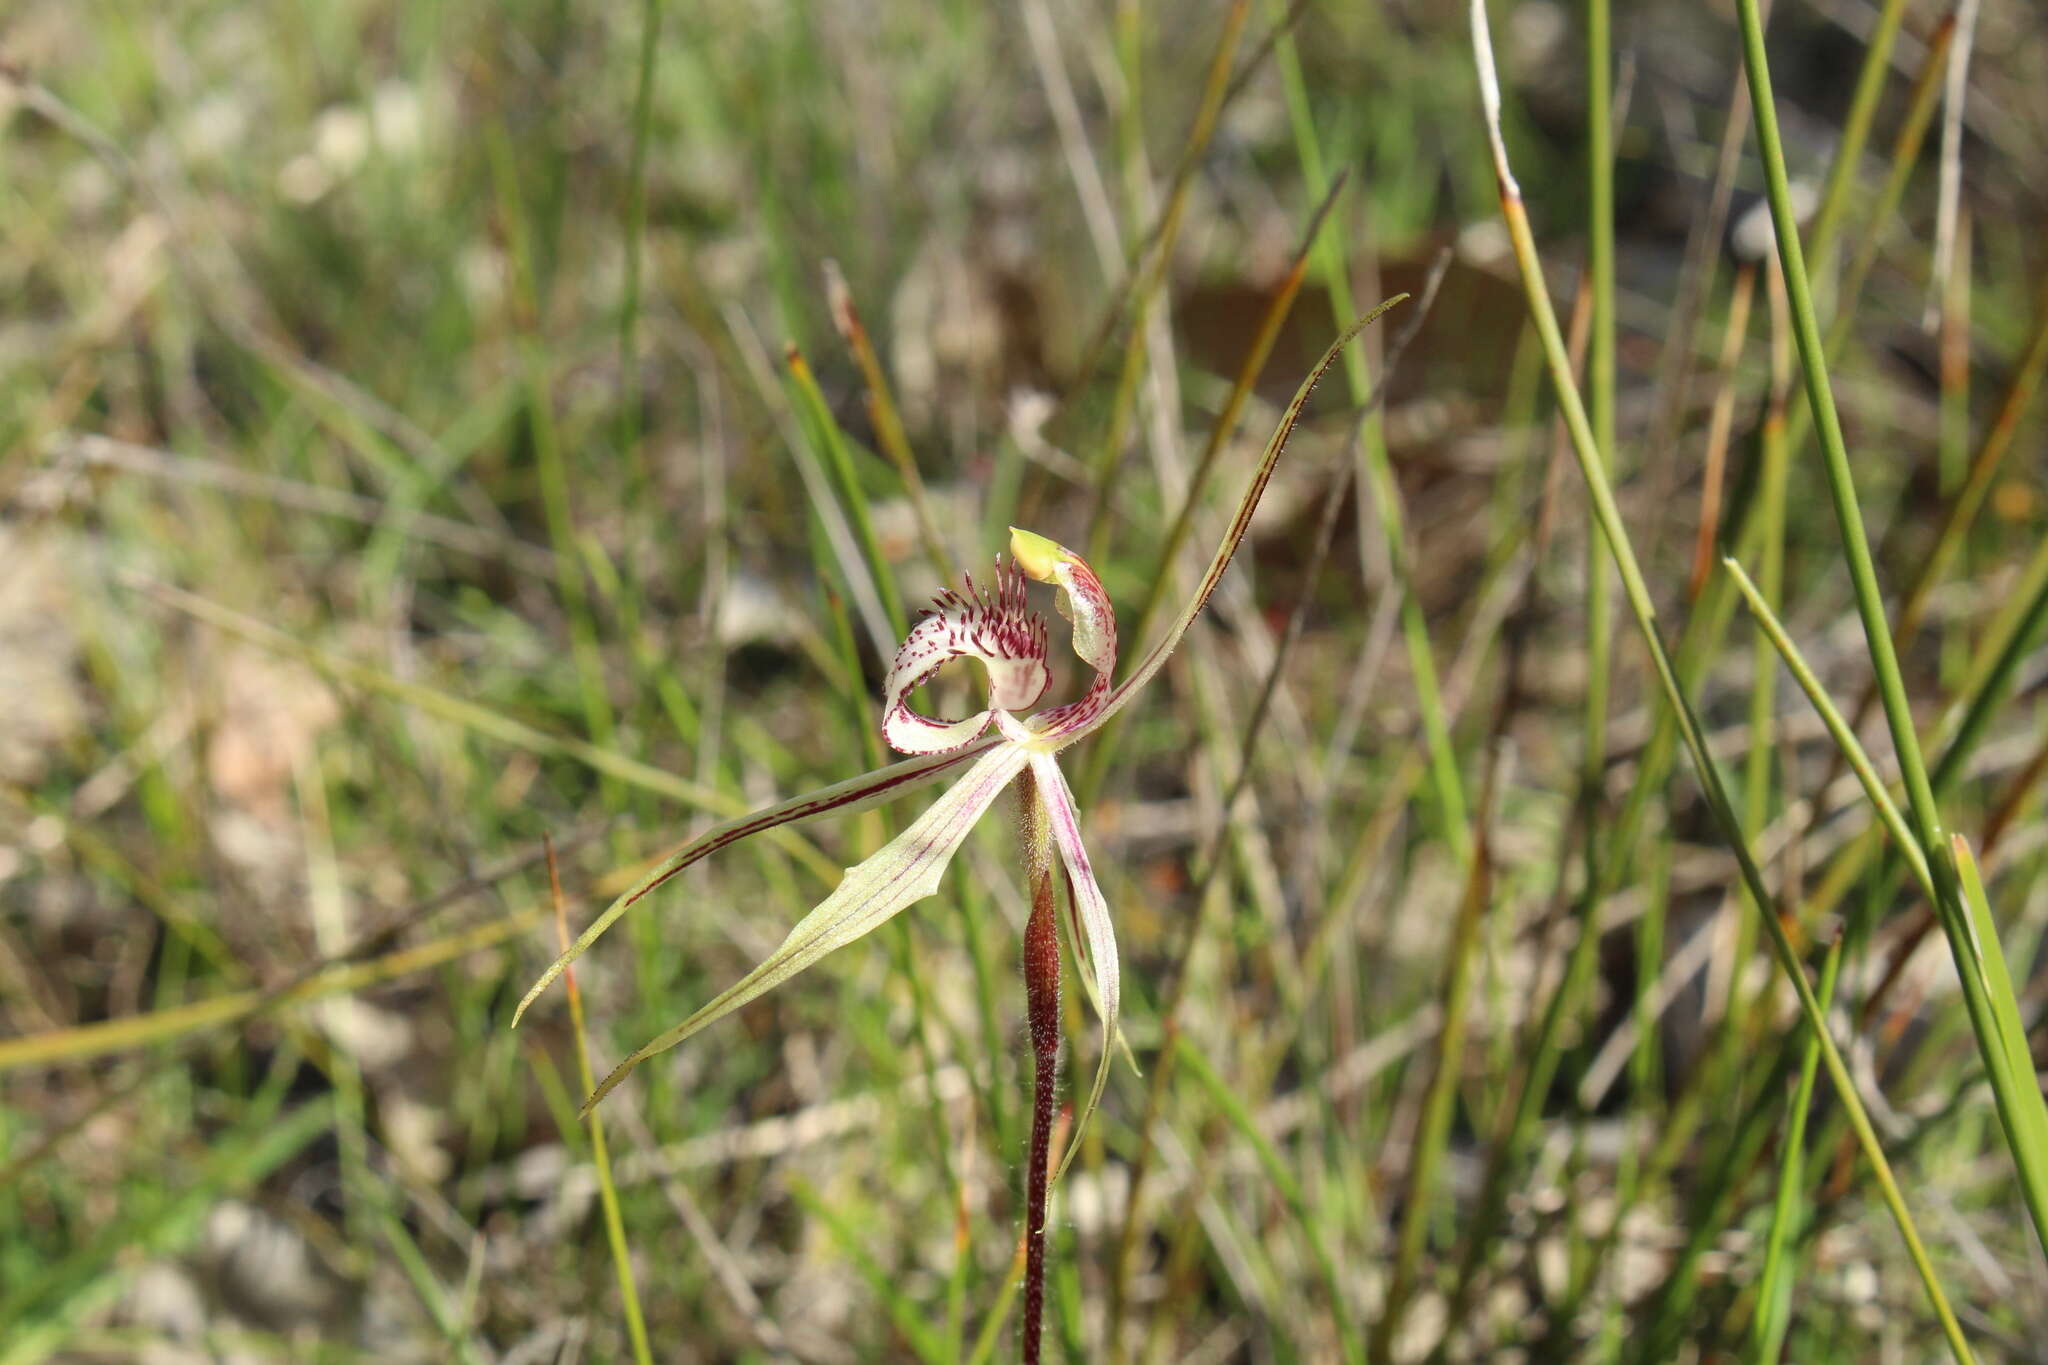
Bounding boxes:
524 529 1130 1131
510 298 1402 1134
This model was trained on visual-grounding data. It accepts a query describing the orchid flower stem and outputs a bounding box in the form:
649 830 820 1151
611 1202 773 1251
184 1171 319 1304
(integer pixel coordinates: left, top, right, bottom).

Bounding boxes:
1019 770 1062 1365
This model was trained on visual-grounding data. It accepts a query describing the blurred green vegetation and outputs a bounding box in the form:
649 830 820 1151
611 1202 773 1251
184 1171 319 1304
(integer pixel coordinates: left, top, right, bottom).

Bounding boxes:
3 0 2046 1360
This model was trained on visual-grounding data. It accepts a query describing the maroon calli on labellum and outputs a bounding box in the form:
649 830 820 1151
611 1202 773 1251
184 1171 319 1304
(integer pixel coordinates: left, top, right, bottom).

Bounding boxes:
882 560 1048 753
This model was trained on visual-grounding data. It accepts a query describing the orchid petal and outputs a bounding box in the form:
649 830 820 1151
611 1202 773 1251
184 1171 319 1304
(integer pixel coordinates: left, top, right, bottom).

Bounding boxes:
578 742 1032 1113
882 562 1049 755
512 742 995 1027
1046 296 1407 749
1030 752 1120 1179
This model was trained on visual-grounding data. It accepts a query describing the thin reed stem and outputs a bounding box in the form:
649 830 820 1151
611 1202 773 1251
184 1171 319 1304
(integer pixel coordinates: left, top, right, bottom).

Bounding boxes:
785 345 910 637
1085 0 1250 560
1471 2 1976 1352
1750 934 1845 1363
1689 263 1755 600
1583 0 1617 855
1735 0 2048 1264
1372 751 1498 1358
547 840 653 1365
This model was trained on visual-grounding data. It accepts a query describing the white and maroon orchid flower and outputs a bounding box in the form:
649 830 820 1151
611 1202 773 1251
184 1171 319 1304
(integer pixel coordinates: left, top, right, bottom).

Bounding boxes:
519 526 1131 1131
511 299 1401 1141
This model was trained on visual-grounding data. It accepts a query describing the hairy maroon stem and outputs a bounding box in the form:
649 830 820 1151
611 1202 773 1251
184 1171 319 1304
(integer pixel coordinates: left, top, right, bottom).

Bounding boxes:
1020 779 1062 1365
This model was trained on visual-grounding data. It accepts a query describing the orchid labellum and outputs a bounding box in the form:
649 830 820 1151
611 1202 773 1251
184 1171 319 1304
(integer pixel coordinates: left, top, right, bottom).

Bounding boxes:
510 296 1400 1354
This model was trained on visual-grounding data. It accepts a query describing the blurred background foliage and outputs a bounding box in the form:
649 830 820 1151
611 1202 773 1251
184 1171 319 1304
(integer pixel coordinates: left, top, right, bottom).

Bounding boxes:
2 0 2047 1360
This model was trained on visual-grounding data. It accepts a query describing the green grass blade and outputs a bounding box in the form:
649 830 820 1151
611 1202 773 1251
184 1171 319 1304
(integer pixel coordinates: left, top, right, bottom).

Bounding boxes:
1722 556 1933 900
617 0 665 488
1804 0 1911 263
1274 12 1472 867
0 911 539 1074
1750 934 1844 1363
485 128 621 793
825 263 954 580
126 574 840 885
547 845 654 1365
1949 835 2048 1236
1371 818 1491 1358
1735 0 1940 850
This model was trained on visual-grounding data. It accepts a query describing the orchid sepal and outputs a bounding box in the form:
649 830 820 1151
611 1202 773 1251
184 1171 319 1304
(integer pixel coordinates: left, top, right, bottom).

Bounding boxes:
578 743 1033 1115
511 741 995 1028
1039 293 1408 752
1030 751 1122 1178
